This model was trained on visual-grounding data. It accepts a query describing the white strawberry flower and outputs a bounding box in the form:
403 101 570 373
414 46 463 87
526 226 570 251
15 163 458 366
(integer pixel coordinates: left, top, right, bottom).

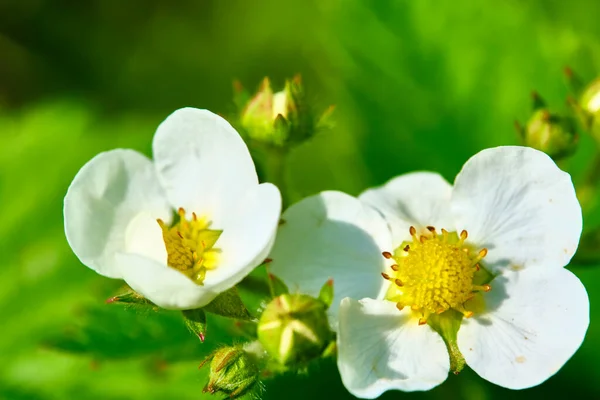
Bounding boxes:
269 146 588 397
64 108 281 310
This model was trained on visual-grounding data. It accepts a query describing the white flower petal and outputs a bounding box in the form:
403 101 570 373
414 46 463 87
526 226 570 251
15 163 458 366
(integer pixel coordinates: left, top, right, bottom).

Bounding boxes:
451 146 582 273
152 108 258 227
124 211 168 264
269 191 392 324
117 252 219 310
204 183 282 292
64 149 171 279
338 298 449 398
458 268 589 389
359 172 455 246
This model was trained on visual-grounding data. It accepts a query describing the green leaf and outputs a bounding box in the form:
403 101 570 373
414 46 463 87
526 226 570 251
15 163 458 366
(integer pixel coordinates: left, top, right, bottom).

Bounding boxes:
44 304 217 362
203 287 253 321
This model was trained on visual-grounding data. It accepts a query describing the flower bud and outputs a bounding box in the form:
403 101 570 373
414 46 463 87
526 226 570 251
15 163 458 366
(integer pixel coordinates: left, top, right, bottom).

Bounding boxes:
257 293 333 367
237 76 333 148
577 77 600 138
201 345 261 399
518 109 578 160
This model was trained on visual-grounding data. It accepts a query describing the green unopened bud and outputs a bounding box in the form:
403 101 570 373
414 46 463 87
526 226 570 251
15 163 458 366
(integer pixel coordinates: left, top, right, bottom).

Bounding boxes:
580 78 600 116
577 77 600 139
201 344 262 399
257 293 333 367
517 109 578 160
238 76 333 148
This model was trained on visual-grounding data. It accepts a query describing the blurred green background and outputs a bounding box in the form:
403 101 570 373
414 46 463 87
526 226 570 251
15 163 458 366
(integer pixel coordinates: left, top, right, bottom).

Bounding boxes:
2 0 600 399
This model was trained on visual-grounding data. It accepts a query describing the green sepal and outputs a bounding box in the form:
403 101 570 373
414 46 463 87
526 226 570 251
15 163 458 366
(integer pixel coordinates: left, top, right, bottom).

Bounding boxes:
267 272 289 298
564 66 584 95
427 310 466 374
321 340 337 358
273 114 291 146
531 90 546 111
196 229 223 249
105 289 155 307
182 308 207 342
318 279 334 309
234 320 259 339
204 287 253 321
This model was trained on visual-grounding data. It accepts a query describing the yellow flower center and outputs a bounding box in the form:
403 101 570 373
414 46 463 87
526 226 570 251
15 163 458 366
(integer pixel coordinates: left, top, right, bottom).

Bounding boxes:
157 208 222 285
382 226 490 325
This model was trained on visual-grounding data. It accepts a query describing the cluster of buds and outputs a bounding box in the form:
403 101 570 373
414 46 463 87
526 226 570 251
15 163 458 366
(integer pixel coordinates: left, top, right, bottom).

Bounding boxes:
515 91 578 160
234 76 334 148
199 277 335 398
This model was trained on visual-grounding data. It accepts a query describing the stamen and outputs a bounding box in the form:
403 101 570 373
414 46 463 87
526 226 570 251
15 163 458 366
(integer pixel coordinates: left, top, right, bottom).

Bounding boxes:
426 226 437 237
458 229 468 245
394 279 404 287
382 251 393 259
403 245 410 252
471 248 488 265
391 264 399 271
381 272 391 280
396 303 404 311
454 304 474 318
474 284 492 292
418 311 431 325
409 226 417 240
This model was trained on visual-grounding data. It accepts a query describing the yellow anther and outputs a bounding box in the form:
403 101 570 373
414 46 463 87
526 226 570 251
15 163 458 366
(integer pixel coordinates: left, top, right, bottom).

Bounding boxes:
426 226 437 237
